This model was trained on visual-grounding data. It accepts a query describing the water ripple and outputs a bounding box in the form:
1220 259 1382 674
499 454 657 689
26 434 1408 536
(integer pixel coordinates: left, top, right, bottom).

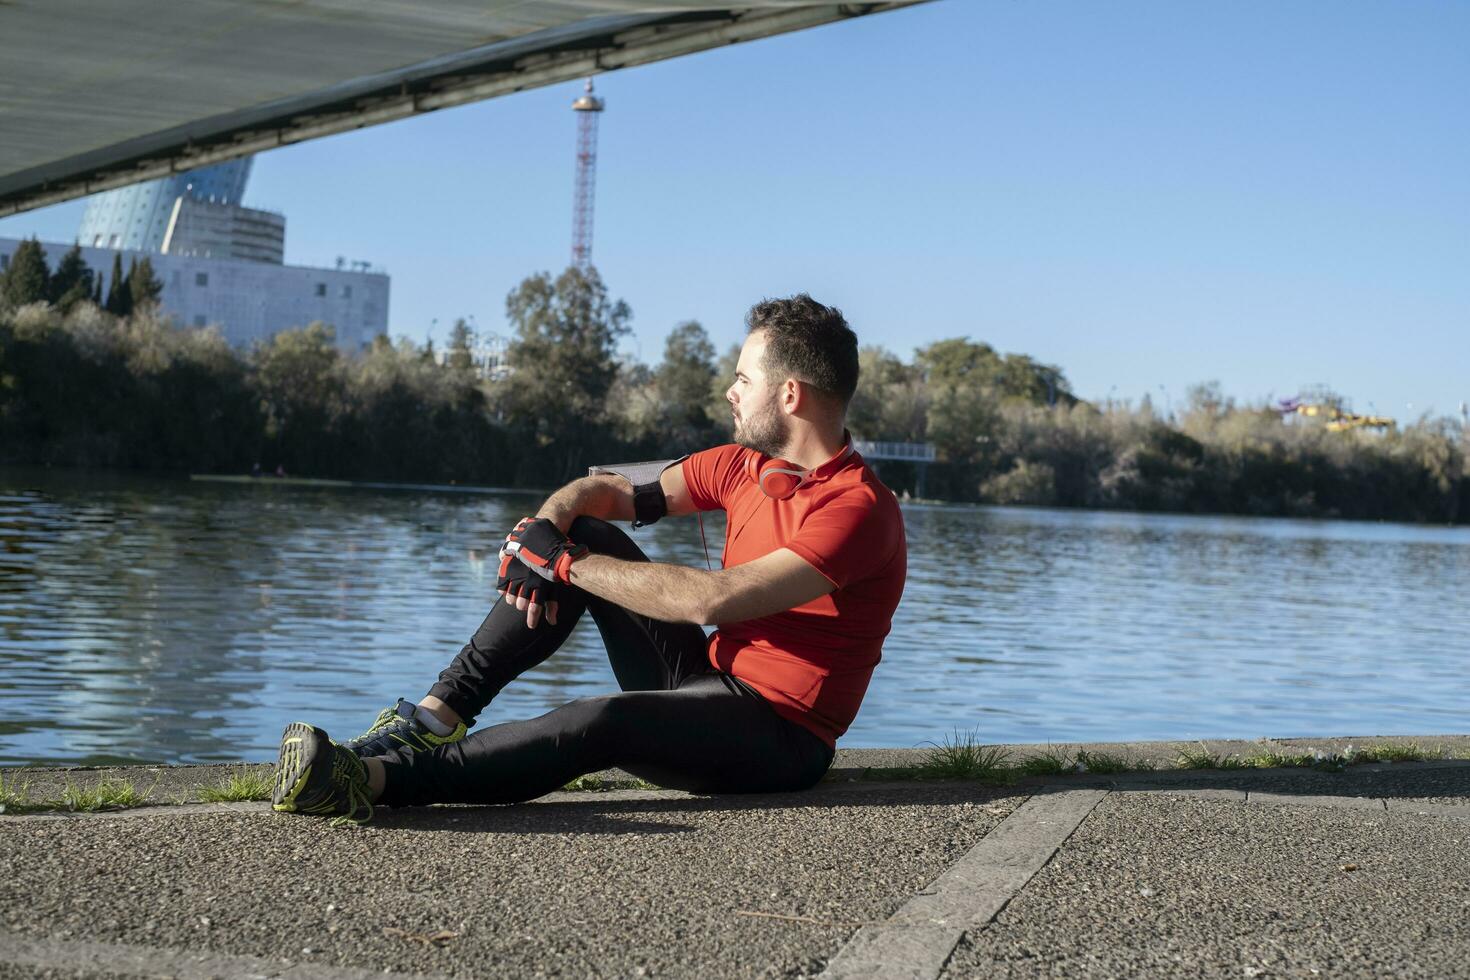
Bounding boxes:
1 470 1467 764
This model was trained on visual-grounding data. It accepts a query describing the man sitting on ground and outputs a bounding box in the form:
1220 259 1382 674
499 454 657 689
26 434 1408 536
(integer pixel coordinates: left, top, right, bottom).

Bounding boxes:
270 294 908 824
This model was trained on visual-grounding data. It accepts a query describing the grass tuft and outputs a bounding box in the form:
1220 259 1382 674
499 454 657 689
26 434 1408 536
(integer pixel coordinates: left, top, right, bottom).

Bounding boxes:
561 775 658 792
1352 742 1442 764
917 731 1015 783
0 772 34 814
1244 750 1317 769
1016 745 1075 777
1176 747 1220 769
199 769 274 803
59 778 151 812
1074 750 1132 774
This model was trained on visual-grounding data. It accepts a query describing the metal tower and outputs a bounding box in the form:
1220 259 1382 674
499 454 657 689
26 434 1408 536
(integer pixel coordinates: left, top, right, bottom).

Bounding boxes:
570 79 605 270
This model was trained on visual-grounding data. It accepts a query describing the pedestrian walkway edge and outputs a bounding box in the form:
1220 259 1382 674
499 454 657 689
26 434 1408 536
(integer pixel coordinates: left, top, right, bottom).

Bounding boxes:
0 929 454 980
818 788 1108 980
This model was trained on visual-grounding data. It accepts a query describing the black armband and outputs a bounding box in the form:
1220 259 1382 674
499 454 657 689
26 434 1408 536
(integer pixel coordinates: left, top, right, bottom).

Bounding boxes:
587 456 690 528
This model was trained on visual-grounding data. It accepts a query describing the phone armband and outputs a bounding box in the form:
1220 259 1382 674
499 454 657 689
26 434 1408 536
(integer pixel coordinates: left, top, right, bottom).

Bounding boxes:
587 456 690 527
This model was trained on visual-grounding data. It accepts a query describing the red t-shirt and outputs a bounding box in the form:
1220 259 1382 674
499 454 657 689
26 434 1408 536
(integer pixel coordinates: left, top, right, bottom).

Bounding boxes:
682 441 907 748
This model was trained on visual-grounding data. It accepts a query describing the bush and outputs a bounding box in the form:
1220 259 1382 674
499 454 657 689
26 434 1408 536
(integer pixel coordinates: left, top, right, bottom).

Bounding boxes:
979 460 1056 506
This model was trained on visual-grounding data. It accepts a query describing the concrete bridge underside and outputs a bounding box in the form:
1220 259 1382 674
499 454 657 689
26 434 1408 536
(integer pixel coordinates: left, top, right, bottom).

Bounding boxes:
0 1 923 218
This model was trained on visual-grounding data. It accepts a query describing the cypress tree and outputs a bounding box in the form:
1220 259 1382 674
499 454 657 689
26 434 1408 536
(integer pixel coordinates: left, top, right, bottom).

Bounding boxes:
105 253 126 315
128 256 163 310
110 257 136 317
447 318 475 372
0 238 50 307
93 271 104 306
48 245 94 312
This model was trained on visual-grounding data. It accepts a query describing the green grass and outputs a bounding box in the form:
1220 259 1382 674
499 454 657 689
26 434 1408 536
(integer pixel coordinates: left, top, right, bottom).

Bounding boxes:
1016 745 1075 777
0 772 34 814
0 774 155 814
1175 747 1223 770
916 732 1015 783
560 775 659 792
199 769 273 803
913 735 1161 782
1351 742 1442 764
1175 741 1451 773
59 778 152 812
1244 750 1318 769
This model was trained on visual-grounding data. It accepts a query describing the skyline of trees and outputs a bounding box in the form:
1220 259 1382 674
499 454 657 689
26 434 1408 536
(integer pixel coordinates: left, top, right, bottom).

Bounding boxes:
1 245 1466 523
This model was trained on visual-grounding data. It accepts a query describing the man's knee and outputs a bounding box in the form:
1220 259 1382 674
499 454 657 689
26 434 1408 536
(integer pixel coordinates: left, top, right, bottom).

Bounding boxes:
555 692 634 741
569 516 646 561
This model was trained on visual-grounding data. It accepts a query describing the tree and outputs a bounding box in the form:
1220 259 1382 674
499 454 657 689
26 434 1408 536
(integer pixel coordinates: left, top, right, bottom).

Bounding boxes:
47 245 94 312
997 353 1072 406
128 257 163 311
105 254 129 316
251 323 346 472
915 338 1006 468
346 331 499 483
446 318 475 373
706 342 740 437
1 238 50 307
655 320 717 443
606 360 660 445
848 345 927 443
915 337 1004 390
501 266 630 481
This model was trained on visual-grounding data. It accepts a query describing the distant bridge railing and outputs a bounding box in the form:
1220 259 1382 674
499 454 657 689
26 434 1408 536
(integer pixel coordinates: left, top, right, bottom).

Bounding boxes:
853 441 937 463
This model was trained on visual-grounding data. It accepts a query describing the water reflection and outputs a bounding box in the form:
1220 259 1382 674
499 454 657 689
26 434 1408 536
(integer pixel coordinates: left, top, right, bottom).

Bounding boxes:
0 468 1465 765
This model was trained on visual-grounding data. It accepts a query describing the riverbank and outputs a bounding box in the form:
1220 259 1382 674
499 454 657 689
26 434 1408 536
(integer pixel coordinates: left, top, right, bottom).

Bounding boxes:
3 735 1467 977
4 735 1468 814
8 296 1470 525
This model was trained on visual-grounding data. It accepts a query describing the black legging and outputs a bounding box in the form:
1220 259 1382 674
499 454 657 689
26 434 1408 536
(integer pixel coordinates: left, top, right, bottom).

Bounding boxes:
374 517 834 807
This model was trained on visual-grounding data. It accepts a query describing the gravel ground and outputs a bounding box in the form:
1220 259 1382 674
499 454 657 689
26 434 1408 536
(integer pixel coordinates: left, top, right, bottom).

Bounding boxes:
0 969 137 980
4 746 1467 979
1 783 1020 979
941 790 1470 979
1115 761 1470 799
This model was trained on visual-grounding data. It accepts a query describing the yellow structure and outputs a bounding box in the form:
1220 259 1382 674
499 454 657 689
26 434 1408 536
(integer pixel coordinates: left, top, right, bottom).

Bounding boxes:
1290 403 1396 432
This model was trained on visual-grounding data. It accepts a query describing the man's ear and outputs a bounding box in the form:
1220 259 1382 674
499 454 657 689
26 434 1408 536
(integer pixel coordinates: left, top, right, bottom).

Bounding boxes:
781 377 803 414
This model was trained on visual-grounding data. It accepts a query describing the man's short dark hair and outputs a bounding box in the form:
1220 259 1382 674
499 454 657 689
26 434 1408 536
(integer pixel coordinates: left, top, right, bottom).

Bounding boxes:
746 294 859 406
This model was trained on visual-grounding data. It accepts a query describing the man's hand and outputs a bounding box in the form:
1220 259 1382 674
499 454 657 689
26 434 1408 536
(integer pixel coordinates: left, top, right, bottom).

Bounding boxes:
505 517 590 583
497 518 566 629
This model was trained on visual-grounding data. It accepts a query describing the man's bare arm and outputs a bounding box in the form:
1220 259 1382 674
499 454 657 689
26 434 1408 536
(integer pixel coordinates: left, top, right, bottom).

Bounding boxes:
566 548 834 625
535 475 633 533
507 461 702 628
535 460 697 533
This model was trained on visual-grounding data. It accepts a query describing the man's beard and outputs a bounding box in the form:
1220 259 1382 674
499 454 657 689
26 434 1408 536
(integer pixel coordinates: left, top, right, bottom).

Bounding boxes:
734 397 790 460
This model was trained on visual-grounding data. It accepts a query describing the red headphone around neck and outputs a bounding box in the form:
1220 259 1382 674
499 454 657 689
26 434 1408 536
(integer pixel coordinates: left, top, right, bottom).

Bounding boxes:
744 441 856 500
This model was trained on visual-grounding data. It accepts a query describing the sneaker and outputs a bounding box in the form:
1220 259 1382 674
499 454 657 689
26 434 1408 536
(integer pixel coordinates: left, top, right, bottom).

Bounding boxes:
271 722 373 826
340 698 467 758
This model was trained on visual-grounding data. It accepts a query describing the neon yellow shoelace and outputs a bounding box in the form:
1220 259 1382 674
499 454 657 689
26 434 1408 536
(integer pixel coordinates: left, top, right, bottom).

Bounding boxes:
326 749 374 828
364 706 398 735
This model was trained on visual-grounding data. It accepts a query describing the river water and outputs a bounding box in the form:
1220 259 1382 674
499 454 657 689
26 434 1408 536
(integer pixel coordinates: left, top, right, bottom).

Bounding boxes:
1 467 1465 766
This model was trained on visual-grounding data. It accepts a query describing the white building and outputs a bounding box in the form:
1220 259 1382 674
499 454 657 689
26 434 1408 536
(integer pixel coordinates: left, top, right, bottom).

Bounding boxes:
162 197 286 265
435 330 512 381
0 237 389 352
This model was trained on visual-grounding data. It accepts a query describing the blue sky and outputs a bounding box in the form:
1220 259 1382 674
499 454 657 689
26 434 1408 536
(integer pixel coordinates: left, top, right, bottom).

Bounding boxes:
4 1 1467 420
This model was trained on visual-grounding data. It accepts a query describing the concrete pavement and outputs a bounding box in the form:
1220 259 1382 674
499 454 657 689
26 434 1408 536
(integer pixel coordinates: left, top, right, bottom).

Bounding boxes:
1 737 1467 979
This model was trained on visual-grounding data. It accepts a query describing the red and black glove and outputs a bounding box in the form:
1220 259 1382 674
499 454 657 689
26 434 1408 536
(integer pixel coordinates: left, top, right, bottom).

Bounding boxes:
497 517 558 606
498 517 589 586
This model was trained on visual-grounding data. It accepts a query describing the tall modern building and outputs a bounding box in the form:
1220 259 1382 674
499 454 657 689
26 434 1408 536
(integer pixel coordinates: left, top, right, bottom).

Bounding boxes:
77 159 253 253
0 154 388 350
